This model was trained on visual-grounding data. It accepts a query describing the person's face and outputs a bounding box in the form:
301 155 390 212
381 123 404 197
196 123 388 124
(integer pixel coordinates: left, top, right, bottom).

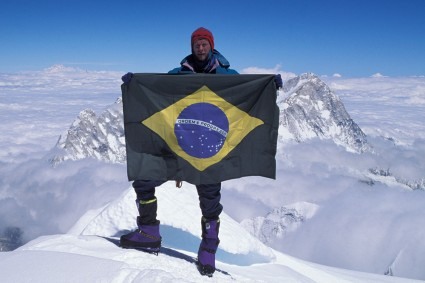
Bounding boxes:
192 39 211 61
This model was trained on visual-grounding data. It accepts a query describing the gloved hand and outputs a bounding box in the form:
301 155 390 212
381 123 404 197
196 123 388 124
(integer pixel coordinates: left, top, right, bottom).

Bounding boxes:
274 74 283 89
121 72 134 84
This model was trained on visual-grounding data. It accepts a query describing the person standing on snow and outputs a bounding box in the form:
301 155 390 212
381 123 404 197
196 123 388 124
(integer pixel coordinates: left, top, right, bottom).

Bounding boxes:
120 27 283 277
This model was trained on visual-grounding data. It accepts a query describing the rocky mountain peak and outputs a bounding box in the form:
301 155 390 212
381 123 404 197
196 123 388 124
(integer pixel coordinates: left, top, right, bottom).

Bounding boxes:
279 73 369 152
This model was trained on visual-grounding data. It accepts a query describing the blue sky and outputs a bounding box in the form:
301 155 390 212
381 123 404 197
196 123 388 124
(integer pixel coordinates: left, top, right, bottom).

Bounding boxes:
1 0 424 77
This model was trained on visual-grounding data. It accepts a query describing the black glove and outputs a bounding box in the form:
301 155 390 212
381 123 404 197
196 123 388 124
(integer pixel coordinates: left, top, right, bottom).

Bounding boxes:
274 74 283 89
121 72 134 84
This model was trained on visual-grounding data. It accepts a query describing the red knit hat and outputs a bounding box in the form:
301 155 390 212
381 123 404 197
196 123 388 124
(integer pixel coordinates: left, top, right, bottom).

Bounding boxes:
191 27 214 50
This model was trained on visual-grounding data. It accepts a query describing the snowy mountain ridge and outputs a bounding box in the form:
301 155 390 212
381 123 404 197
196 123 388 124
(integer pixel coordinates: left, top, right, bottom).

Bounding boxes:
1 183 417 283
50 97 126 165
279 73 369 152
240 202 319 247
70 183 274 259
50 73 368 164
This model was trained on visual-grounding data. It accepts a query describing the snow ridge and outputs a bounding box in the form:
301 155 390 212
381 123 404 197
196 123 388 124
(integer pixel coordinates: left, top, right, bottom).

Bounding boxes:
4 185 416 282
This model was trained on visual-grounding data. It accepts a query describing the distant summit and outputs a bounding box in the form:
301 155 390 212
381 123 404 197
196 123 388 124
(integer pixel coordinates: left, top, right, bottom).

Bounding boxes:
279 73 369 152
50 98 125 165
43 64 79 73
241 202 319 248
50 73 369 164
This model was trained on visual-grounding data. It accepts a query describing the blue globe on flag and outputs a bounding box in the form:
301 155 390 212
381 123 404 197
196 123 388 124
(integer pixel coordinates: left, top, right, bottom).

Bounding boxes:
174 103 229 159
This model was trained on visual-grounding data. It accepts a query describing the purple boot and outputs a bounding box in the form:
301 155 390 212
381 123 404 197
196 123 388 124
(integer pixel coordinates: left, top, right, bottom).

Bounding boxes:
120 218 161 253
120 197 161 253
197 217 220 277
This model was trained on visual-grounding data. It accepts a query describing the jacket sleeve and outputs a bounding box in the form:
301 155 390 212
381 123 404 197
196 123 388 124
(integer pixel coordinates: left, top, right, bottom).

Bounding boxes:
227 69 239 74
168 67 180 74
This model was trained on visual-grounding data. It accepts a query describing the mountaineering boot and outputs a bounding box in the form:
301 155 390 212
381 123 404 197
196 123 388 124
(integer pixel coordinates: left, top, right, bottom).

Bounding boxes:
120 198 162 253
197 217 220 277
120 219 161 253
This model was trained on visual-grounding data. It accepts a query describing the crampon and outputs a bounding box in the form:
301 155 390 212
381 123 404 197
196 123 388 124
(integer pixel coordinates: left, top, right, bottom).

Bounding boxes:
122 245 161 256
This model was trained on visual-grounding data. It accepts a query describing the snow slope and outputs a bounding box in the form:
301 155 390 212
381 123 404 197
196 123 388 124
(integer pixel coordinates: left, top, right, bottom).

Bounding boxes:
0 182 419 283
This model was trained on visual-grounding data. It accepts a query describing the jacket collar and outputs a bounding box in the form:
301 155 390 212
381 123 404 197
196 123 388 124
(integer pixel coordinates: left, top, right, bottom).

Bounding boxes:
180 49 230 72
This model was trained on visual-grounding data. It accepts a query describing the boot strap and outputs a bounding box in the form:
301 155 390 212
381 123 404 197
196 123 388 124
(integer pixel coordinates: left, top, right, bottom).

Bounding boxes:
138 229 161 241
200 246 217 254
200 239 220 254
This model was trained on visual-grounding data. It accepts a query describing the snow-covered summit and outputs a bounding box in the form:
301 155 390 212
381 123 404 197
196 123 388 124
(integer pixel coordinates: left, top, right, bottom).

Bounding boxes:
0 183 416 282
279 73 369 152
43 64 80 73
50 98 125 165
241 202 319 248
71 182 275 260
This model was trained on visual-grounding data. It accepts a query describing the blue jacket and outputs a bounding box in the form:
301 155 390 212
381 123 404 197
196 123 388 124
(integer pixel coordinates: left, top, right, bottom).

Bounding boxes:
168 50 238 74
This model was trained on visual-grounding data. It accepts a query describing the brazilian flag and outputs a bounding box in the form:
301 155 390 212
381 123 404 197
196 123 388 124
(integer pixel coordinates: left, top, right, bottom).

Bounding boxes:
122 74 279 185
